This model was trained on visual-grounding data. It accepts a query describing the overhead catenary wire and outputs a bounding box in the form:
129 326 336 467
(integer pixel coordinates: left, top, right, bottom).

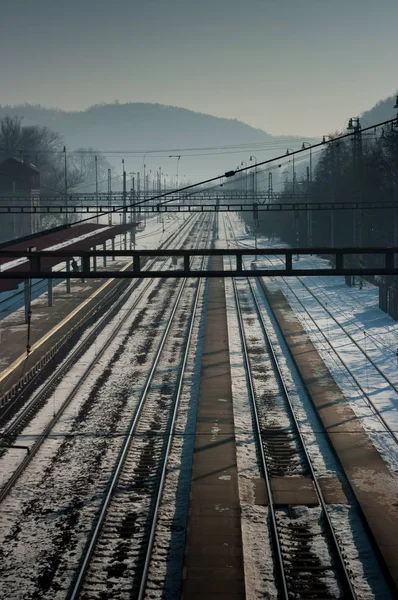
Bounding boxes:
67 115 397 227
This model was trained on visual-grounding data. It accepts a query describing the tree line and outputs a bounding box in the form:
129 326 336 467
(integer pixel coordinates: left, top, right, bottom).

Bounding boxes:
0 115 112 235
251 122 398 251
0 115 112 195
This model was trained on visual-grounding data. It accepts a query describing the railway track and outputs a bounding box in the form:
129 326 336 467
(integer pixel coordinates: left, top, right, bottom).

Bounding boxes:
222 214 356 599
257 253 398 448
67 216 213 599
223 214 398 450
233 275 355 598
0 214 198 414
0 213 204 503
0 214 213 599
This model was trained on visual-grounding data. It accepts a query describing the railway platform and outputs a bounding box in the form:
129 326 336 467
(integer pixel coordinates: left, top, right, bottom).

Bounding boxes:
0 257 132 406
181 256 245 599
261 279 398 592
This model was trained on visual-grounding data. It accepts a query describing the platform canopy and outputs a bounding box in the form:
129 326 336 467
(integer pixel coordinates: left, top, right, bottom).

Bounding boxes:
0 223 136 292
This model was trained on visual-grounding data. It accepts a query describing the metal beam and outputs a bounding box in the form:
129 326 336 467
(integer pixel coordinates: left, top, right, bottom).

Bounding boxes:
1 247 397 278
0 192 310 203
1 246 396 258
2 268 398 278
1 200 398 213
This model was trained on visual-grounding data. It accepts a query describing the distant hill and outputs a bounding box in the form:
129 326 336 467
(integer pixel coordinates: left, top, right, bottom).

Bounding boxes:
0 102 306 180
361 92 398 125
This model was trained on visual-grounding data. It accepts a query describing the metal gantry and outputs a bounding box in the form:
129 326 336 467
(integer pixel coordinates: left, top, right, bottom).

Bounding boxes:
1 247 398 279
0 198 398 214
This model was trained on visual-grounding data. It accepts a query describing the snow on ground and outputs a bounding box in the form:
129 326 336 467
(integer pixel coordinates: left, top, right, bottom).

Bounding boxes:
135 214 184 250
0 226 112 271
0 214 187 322
220 213 393 599
0 215 198 484
0 214 207 598
226 212 398 476
0 276 180 599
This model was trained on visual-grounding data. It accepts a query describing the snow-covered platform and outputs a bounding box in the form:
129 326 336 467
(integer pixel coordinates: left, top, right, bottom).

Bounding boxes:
262 280 398 592
181 256 245 599
0 258 130 407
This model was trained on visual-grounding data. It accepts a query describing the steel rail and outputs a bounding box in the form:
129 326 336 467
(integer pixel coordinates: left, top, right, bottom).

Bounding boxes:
223 214 356 599
232 278 289 597
68 214 212 599
220 213 288 597
247 276 356 598
0 213 197 413
136 218 213 600
259 255 398 446
0 214 200 503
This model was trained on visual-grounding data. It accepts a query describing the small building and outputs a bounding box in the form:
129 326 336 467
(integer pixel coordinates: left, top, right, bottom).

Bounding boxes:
0 157 41 242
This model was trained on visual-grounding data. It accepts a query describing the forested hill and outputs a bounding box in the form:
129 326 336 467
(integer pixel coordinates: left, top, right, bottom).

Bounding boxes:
0 102 300 178
361 92 398 125
0 103 273 148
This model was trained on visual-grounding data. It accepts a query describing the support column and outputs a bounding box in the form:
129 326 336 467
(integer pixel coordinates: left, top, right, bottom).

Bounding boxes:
66 260 71 293
132 212 136 248
103 242 107 267
307 209 313 248
24 279 30 325
92 247 97 272
112 236 115 261
48 275 53 307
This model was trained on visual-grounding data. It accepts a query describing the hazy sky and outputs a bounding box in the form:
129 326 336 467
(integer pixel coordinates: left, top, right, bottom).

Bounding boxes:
1 0 397 137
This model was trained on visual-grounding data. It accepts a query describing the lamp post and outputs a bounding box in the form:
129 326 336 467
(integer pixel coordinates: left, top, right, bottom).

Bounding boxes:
286 149 295 196
393 97 398 245
301 143 313 248
301 143 312 183
286 148 299 255
322 135 337 248
249 155 257 195
141 151 150 203
169 155 181 198
95 155 99 224
129 172 138 224
122 159 126 226
63 146 68 225
240 161 247 197
249 155 258 257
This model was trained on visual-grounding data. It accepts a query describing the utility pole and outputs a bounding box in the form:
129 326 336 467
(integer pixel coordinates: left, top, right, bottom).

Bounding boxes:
286 150 295 196
350 119 363 226
301 142 312 183
131 176 135 225
348 118 363 245
122 164 127 225
347 117 363 283
107 168 112 226
393 96 398 245
306 166 312 247
63 146 68 225
169 155 181 200
131 175 136 248
95 155 99 224
268 173 273 202
250 155 257 196
323 135 336 247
